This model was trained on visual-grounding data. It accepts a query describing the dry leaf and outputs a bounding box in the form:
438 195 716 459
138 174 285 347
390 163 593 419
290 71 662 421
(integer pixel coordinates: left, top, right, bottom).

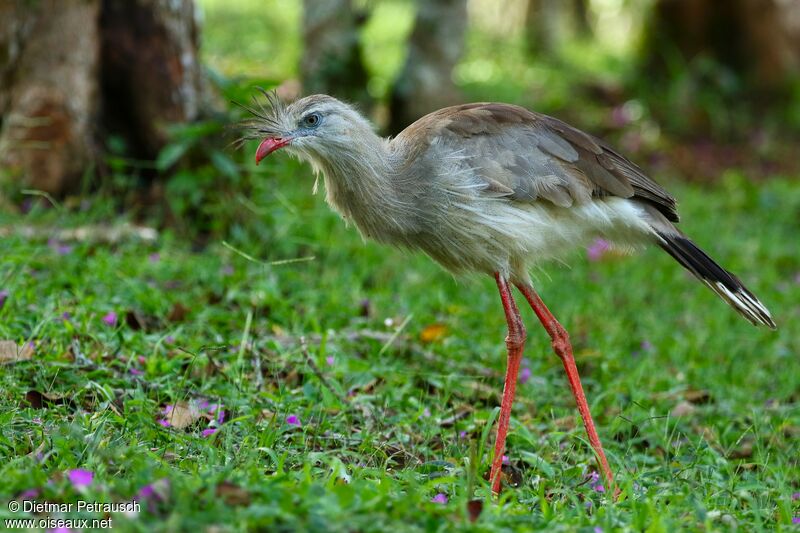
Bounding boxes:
167 302 190 323
0 340 33 364
684 389 712 404
728 440 754 459
671 400 697 418
467 499 483 523
553 415 577 431
166 401 201 429
24 390 71 409
125 310 146 331
420 323 448 343
215 481 251 506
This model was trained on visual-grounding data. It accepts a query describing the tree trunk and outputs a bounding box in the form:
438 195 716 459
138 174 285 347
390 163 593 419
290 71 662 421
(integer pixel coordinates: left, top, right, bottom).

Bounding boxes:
0 0 101 194
388 0 468 134
642 0 800 94
524 0 593 57
524 0 561 56
301 0 370 109
0 0 209 195
100 0 208 160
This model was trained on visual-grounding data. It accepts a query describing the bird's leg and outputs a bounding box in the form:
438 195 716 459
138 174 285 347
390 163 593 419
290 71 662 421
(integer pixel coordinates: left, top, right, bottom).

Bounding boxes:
490 273 527 495
514 282 616 495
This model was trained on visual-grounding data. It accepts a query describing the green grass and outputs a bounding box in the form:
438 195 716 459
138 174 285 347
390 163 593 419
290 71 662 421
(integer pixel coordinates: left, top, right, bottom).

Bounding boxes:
1 1 799 530
1 162 799 531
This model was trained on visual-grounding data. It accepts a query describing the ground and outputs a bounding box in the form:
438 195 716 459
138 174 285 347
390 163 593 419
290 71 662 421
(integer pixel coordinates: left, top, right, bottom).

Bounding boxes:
1 167 799 531
1 0 799 529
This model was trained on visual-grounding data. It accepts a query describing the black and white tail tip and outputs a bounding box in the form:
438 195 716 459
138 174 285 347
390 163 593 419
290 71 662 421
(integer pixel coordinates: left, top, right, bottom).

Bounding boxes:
656 233 776 329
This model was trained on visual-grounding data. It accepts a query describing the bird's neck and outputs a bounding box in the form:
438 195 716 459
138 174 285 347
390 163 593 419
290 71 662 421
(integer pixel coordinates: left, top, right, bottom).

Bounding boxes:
312 133 419 242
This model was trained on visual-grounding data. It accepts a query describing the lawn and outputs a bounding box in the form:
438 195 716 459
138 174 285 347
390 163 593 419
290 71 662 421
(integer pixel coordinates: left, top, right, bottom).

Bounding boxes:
1 162 799 530
1 0 799 530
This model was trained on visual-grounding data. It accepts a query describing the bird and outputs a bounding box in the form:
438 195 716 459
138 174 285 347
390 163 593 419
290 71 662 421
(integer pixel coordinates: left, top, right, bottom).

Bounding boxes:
239 90 776 496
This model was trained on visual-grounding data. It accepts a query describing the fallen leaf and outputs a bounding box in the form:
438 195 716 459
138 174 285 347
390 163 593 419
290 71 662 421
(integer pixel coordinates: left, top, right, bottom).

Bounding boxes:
728 440 754 459
359 298 372 318
0 340 33 364
258 409 275 422
553 415 577 431
125 310 146 331
684 389 712 404
420 323 448 343
782 424 800 438
165 401 202 429
215 481 251 506
467 499 483 523
671 400 697 418
167 302 190 323
24 390 72 409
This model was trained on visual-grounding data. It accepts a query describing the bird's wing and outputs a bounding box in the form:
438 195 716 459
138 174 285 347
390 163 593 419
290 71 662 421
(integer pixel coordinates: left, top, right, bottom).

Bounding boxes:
404 103 678 221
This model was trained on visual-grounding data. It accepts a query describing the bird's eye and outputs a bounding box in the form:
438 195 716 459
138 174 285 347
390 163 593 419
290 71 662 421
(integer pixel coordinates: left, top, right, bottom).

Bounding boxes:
302 112 322 128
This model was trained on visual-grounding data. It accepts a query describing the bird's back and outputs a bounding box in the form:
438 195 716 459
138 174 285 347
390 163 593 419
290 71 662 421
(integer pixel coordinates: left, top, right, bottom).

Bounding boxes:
389 103 670 278
389 102 774 327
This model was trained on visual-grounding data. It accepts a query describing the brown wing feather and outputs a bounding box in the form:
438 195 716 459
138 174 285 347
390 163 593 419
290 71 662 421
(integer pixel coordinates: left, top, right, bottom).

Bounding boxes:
400 103 679 221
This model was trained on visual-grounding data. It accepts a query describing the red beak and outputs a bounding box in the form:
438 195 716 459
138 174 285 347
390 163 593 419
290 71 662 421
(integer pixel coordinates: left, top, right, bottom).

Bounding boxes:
255 137 292 165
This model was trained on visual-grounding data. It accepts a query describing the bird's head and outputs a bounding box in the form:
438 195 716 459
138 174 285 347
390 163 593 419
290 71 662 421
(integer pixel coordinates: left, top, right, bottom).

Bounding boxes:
238 91 374 166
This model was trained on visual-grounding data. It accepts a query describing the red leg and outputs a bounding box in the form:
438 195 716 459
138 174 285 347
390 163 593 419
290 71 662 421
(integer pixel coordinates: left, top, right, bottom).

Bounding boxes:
515 282 616 495
490 273 527 495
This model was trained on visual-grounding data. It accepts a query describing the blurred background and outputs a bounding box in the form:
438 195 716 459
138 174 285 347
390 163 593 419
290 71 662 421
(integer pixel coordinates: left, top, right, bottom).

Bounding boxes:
1 0 799 235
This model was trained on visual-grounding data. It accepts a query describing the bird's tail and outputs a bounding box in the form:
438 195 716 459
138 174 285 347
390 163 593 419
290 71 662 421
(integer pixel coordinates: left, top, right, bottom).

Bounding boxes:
654 231 776 328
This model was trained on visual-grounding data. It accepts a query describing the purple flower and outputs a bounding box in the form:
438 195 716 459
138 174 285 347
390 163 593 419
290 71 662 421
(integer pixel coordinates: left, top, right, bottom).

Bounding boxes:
325 355 335 366
217 409 225 424
640 340 653 351
165 336 175 344
587 470 606 492
459 430 468 439
0 289 9 310
594 528 603 533
137 484 155 500
61 311 71 321
50 527 71 533
148 253 161 263
130 368 143 376
519 367 532 384
431 493 448 504
422 407 431 418
222 265 234 276
197 399 210 410
67 469 94 488
286 415 301 426
157 419 170 427
48 238 73 255
135 479 169 504
502 455 510 465
792 517 800 525
163 405 174 415
19 488 40 499
587 238 611 262
792 492 800 501
201 428 217 437
102 311 118 327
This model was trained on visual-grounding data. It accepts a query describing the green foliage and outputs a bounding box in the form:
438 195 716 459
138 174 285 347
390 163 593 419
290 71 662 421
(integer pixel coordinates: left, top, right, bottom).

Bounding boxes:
1 171 799 530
